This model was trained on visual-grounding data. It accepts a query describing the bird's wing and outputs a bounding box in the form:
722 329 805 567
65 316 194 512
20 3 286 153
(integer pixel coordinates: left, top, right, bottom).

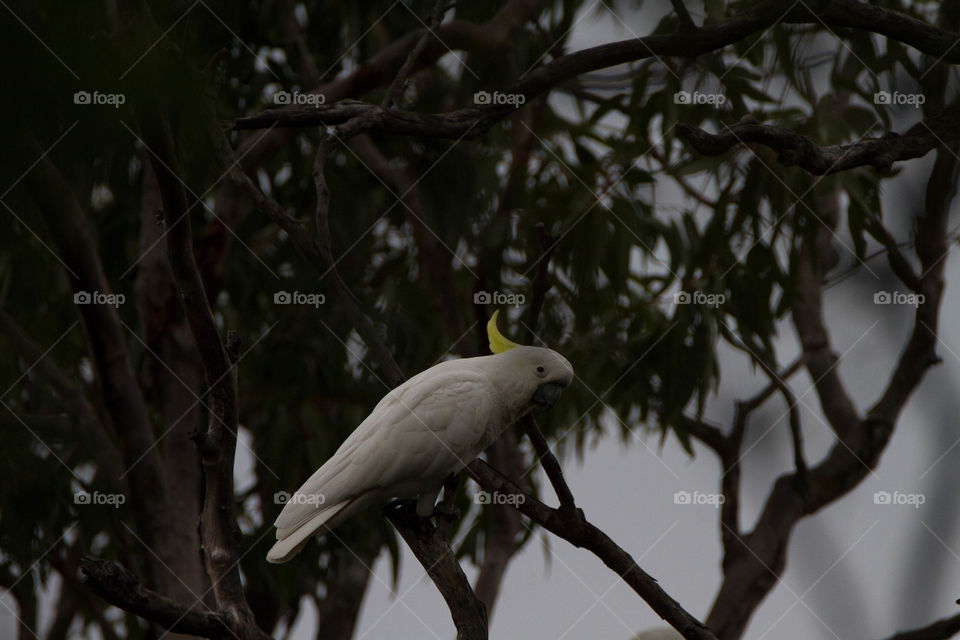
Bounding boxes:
269 363 498 561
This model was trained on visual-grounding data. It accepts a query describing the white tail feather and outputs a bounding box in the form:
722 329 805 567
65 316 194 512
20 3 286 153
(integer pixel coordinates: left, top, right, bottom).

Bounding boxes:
266 501 350 563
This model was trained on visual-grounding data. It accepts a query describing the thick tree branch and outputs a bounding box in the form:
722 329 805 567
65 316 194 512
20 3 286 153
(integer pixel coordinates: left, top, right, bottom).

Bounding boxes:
385 503 488 640
677 106 960 175
706 125 956 640
229 0 542 171
141 113 256 632
235 1 960 158
80 557 247 640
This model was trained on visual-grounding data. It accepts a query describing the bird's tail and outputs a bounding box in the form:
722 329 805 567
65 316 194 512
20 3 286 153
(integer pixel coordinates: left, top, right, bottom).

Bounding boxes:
266 501 351 563
267 494 379 563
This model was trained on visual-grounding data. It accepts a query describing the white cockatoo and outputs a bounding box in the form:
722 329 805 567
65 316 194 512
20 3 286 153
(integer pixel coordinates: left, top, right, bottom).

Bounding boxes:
267 310 574 563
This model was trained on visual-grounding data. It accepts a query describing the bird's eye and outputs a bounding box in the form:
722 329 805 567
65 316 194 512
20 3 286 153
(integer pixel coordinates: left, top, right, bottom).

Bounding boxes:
536 366 545 374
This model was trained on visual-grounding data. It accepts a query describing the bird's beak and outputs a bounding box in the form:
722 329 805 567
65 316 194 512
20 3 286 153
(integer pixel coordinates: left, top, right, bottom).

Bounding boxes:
531 382 564 409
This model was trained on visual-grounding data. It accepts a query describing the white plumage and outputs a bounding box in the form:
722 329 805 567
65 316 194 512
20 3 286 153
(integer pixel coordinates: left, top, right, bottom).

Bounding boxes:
267 339 573 563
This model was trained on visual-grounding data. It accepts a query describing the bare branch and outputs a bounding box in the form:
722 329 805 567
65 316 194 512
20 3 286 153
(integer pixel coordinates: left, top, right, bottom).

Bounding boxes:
677 106 960 175
521 414 577 513
385 503 488 640
382 0 446 109
682 415 726 456
230 0 543 172
881 608 960 640
80 557 249 640
868 221 924 292
670 0 697 30
466 460 717 640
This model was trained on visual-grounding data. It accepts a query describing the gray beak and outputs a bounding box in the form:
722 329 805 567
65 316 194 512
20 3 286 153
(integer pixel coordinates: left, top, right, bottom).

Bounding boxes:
531 382 564 409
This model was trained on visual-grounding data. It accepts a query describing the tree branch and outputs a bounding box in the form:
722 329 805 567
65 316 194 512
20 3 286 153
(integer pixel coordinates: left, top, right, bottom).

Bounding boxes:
80 557 249 640
382 0 446 109
385 503 488 640
677 106 960 175
141 113 256 631
881 608 960 640
466 460 717 640
235 0 960 161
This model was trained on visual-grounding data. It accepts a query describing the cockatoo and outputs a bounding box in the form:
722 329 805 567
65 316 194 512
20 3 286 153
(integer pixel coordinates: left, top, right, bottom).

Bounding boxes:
267 310 573 563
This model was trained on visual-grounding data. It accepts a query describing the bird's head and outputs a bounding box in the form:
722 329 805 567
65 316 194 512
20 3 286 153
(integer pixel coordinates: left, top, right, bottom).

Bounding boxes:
487 310 574 413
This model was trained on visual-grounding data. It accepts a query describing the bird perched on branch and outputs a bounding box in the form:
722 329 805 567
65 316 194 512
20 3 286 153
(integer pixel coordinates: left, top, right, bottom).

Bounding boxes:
267 310 574 563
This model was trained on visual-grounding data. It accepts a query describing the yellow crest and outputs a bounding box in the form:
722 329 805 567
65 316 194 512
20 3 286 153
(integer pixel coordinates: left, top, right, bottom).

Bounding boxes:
487 310 520 354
